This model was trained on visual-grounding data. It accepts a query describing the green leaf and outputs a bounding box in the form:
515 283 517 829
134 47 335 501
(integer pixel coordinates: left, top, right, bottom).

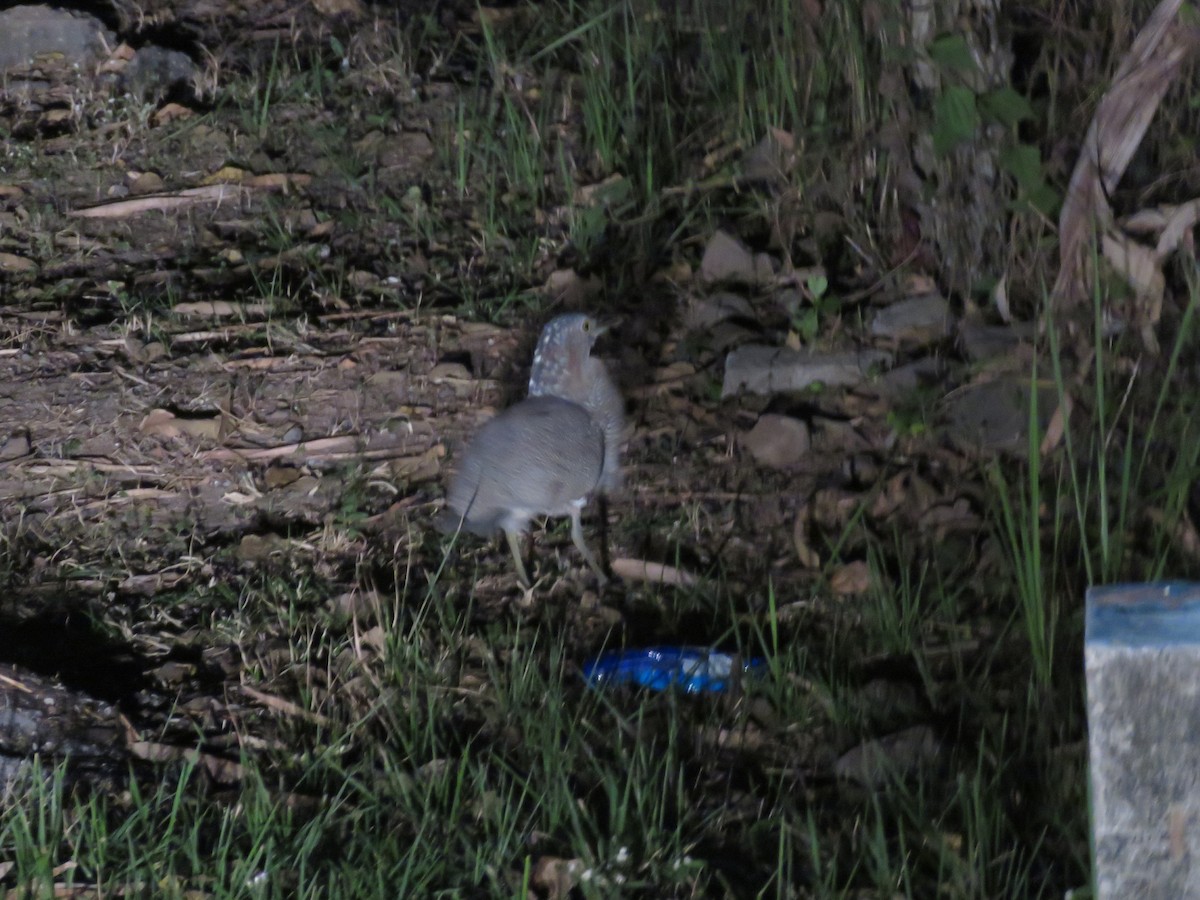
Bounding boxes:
980 87 1035 127
998 143 1043 193
999 144 1060 216
793 308 818 343
929 35 978 74
933 86 979 155
1025 183 1061 218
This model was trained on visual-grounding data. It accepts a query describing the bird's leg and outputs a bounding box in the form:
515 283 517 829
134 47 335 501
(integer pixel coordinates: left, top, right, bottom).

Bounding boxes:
597 494 610 572
569 509 608 586
505 528 533 589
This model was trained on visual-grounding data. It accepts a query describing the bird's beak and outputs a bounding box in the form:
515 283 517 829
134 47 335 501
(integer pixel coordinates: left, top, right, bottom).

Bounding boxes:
594 316 620 337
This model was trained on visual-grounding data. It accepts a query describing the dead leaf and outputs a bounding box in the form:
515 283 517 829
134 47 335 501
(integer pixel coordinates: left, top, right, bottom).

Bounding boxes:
1051 0 1198 314
812 487 859 528
694 721 768 752
1039 392 1072 456
871 472 914 520
1148 507 1200 561
202 166 248 184
1101 232 1163 313
918 498 981 536
474 6 530 28
830 560 871 595
152 102 193 126
792 506 821 569
245 172 313 191
311 0 366 17
575 173 629 206
531 856 584 900
139 408 223 441
1156 199 1200 256
139 408 180 438
129 741 245 783
241 684 333 726
544 268 602 305
993 278 1012 328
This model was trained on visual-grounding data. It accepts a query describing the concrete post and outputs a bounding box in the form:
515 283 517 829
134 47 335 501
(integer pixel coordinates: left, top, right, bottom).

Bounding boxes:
1086 582 1200 898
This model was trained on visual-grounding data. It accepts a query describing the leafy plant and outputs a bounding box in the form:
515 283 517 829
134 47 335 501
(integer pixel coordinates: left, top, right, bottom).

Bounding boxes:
927 34 1056 215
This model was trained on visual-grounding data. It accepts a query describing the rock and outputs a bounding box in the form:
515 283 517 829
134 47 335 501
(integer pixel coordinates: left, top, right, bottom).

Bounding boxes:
741 414 810 468
684 292 754 331
774 287 804 318
942 376 1057 454
377 131 436 170
708 321 757 353
0 432 30 460
0 756 36 801
958 320 1036 363
700 230 755 284
753 252 776 285
741 128 796 184
128 172 164 194
858 679 923 721
722 345 892 397
237 533 288 563
869 292 953 343
0 252 38 274
874 356 947 396
0 662 128 796
834 725 942 789
0 5 113 74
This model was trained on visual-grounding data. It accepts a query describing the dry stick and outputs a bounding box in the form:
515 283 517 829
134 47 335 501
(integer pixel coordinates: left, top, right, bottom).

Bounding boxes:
66 184 249 218
1051 0 1199 316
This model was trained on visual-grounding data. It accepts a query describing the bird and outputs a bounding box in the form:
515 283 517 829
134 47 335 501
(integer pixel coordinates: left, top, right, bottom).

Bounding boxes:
441 314 624 587
442 395 606 587
527 313 624 492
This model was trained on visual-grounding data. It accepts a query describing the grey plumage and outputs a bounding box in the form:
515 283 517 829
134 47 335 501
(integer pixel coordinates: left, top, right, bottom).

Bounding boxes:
442 314 624 586
528 313 624 491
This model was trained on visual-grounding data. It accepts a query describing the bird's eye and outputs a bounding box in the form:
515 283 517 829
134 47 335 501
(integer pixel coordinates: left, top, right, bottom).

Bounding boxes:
582 320 592 332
